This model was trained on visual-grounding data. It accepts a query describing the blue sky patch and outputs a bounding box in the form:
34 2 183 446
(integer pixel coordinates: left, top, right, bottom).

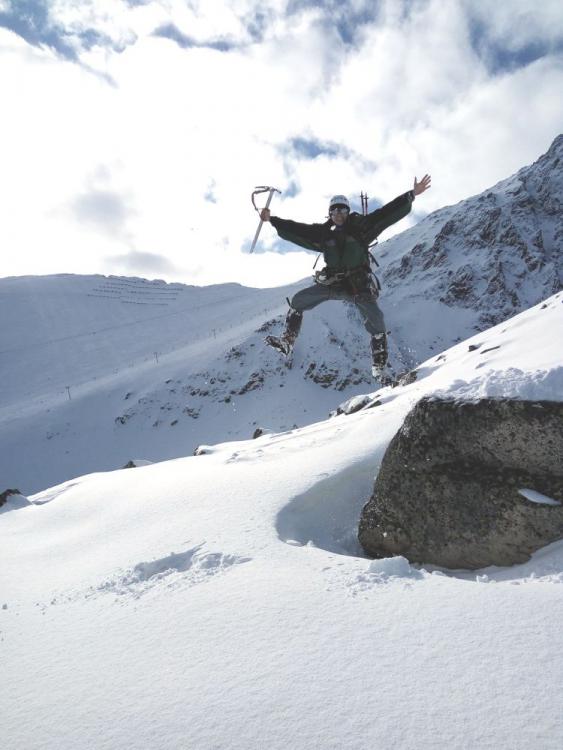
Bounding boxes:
285 136 345 160
469 18 563 75
0 0 123 59
242 8 272 43
287 0 381 46
153 23 236 52
283 181 301 199
0 0 76 59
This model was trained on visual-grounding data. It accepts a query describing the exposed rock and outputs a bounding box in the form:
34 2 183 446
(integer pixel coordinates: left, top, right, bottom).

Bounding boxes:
334 368 369 391
365 399 383 410
0 488 31 513
303 362 370 391
122 459 153 469
359 397 563 569
255 318 278 333
332 393 373 416
304 361 339 388
239 372 265 394
440 264 476 305
225 346 244 361
1 488 21 507
382 135 563 335
395 369 418 387
193 446 212 456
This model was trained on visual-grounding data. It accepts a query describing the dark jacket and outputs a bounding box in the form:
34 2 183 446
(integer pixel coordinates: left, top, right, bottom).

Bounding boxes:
270 192 414 273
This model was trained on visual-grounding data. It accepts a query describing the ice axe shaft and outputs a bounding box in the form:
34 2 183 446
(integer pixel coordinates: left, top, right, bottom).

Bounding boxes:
250 186 280 253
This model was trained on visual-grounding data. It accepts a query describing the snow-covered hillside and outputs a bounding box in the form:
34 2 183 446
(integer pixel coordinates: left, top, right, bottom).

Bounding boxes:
0 274 380 494
2 292 562 750
1 136 561 495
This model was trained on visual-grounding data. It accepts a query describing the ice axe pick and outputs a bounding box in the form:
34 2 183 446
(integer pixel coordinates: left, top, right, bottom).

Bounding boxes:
250 186 281 253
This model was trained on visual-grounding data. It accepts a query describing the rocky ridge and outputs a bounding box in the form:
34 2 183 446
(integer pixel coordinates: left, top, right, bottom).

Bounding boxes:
379 134 562 331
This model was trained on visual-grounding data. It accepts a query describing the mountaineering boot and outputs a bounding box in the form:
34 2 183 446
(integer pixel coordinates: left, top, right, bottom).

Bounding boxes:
265 308 303 357
370 332 389 380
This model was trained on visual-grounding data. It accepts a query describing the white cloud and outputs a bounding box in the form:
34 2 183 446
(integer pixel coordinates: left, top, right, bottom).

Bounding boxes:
0 0 562 288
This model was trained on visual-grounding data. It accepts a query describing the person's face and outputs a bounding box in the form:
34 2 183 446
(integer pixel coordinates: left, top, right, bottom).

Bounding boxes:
330 206 349 226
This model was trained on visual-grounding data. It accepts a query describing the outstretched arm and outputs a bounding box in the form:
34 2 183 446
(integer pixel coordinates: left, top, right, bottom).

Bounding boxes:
361 173 432 241
413 174 431 196
261 208 330 252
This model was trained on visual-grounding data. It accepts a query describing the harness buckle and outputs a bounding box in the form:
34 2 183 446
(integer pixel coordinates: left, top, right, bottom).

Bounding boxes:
314 269 346 286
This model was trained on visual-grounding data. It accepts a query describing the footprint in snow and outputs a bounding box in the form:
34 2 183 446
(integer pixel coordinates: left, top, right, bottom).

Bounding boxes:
346 556 427 596
94 543 252 599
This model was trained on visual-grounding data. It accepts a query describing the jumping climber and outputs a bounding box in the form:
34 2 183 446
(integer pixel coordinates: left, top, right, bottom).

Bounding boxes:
260 175 431 379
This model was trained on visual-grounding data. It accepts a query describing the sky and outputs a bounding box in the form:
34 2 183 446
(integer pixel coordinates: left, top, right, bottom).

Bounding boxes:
1 0 562 288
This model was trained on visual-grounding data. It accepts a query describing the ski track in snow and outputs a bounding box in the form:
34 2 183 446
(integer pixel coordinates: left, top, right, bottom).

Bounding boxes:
31 480 84 506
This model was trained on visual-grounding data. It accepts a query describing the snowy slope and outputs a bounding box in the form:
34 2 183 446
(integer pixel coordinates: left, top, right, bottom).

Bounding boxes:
2 293 563 750
0 274 381 494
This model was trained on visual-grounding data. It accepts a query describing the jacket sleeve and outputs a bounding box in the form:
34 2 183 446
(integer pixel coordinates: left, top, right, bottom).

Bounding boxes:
270 216 329 252
360 192 414 243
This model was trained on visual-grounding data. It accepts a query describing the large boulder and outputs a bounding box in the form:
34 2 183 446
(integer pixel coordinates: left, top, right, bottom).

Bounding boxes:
359 398 563 569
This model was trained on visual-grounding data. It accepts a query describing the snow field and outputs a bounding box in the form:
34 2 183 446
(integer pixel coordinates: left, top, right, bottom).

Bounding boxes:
2 292 563 749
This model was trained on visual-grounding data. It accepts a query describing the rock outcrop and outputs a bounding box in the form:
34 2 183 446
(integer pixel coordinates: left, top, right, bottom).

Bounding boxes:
359 398 563 569
382 134 563 331
0 488 31 513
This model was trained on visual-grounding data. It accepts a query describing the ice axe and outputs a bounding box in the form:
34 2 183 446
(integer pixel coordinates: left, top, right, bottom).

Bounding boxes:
250 186 281 253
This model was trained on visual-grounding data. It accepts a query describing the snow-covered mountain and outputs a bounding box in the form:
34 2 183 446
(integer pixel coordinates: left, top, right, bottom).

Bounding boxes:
3 291 562 750
1 136 561 495
375 132 562 358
